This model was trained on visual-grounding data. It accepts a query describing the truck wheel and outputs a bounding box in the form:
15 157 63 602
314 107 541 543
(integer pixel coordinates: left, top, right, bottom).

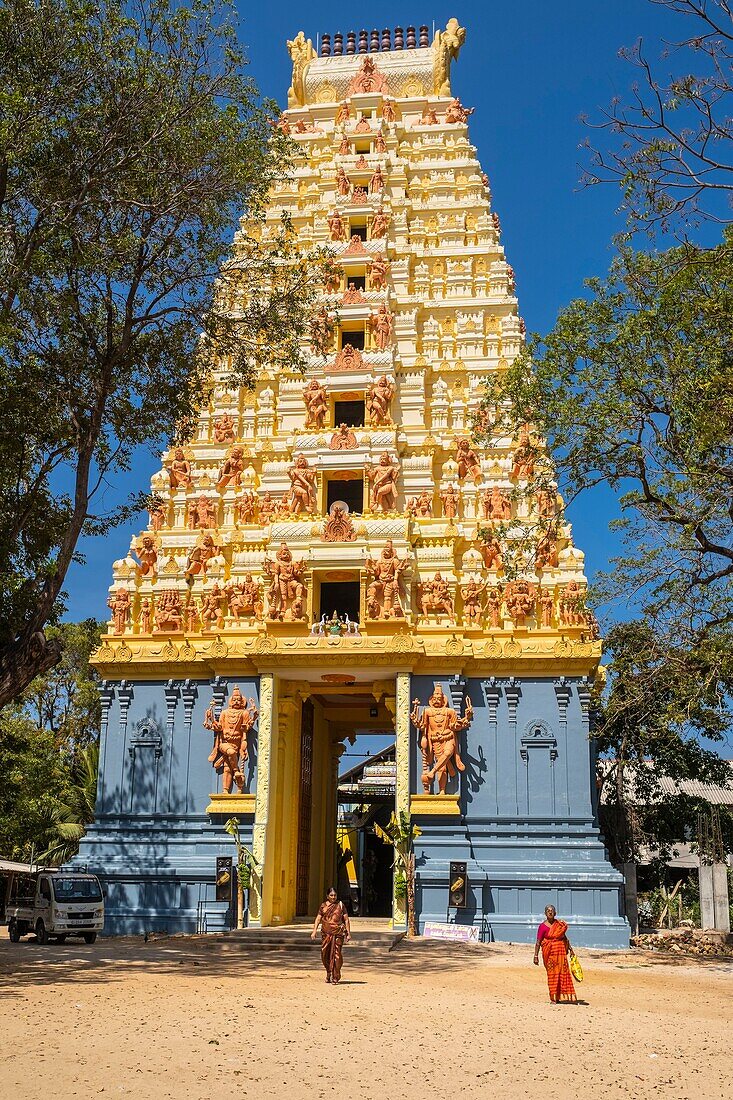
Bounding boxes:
35 919 49 945
9 922 20 943
83 932 97 944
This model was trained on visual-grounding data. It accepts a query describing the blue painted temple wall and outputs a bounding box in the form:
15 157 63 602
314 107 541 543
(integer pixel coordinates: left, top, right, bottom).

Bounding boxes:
411 675 629 947
78 671 628 946
75 676 259 934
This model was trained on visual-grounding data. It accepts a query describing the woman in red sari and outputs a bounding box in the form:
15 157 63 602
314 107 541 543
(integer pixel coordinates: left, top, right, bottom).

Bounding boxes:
533 904 577 1003
311 887 351 984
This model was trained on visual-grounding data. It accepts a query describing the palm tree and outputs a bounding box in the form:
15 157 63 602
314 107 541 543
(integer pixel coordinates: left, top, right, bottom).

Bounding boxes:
38 743 98 865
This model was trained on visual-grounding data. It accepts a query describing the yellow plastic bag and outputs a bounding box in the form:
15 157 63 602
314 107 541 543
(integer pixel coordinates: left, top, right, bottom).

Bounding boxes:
569 954 584 983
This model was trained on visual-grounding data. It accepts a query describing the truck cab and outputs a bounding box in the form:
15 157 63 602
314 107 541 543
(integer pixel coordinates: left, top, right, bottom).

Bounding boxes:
7 871 104 944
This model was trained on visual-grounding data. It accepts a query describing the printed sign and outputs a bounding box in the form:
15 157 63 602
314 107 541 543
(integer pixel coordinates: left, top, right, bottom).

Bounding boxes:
423 921 479 943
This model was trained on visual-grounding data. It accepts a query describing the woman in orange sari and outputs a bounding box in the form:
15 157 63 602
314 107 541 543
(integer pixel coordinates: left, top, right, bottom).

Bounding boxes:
311 887 351 984
533 905 577 1003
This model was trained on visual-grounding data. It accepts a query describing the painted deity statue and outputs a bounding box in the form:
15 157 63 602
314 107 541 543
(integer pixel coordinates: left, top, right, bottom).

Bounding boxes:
287 455 317 514
263 542 306 621
418 573 455 620
482 486 511 521
370 304 393 351
200 584 225 631
347 55 389 95
213 412 236 444
366 375 394 426
204 687 259 795
456 438 482 483
188 495 217 530
411 685 473 795
310 307 333 357
366 452 398 512
154 589 183 632
303 379 328 429
134 535 157 577
330 423 357 450
185 533 220 581
370 208 389 239
108 588 131 634
461 578 486 626
226 575 262 621
441 484 460 521
217 446 245 491
365 539 407 619
328 211 346 241
168 447 192 490
369 252 389 290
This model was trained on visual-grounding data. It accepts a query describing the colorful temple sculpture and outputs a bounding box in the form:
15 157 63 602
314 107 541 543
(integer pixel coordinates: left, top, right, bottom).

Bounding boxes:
78 20 629 945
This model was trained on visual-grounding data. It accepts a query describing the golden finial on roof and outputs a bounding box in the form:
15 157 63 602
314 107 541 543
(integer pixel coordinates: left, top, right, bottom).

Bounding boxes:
432 17 467 96
287 31 316 108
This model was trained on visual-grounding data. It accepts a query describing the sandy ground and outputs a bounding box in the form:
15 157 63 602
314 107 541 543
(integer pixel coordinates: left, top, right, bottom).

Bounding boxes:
0 931 731 1100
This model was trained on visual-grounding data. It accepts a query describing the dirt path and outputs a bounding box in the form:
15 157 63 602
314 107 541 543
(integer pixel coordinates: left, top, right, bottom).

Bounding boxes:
0 936 731 1100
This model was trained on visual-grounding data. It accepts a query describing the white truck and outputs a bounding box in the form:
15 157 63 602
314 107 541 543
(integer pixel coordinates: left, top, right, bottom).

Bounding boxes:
7 871 104 944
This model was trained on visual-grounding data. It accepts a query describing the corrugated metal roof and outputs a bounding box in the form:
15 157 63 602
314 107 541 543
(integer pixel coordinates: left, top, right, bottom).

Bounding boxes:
599 761 733 806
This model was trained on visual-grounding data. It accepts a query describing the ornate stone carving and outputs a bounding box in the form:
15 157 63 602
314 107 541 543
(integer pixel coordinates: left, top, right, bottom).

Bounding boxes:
433 18 467 96
226 576 263 621
343 233 367 255
370 208 390 239
370 165 385 193
185 533 220 581
407 490 433 518
235 489 257 525
212 412 236 444
107 588 131 634
149 500 167 532
327 210 346 241
369 252 389 290
416 106 440 126
200 584 225 631
382 99 397 123
286 31 316 108
366 375 394 425
154 589 183 632
366 539 407 619
188 495 218 530
287 455 317 514
456 438 482 483
204 686 259 794
479 532 503 571
303 378 328 429
323 504 357 542
440 484 460 520
461 578 486 626
336 165 351 196
310 306 333 357
133 535 157 577
369 303 393 351
341 282 366 305
511 424 535 480
559 580 586 626
535 532 560 569
139 597 152 634
259 491 277 525
168 447 192 490
418 573 455 620
445 97 474 124
332 343 364 373
411 684 473 795
263 542 307 621
335 101 350 126
366 452 399 512
505 579 536 624
537 488 558 519
482 486 511 521
329 424 358 450
347 56 388 95
217 446 245 491
538 586 555 627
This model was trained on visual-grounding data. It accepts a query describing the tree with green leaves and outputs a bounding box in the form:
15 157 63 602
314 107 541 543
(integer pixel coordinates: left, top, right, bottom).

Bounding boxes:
0 620 103 862
0 0 328 708
373 811 422 936
478 0 733 878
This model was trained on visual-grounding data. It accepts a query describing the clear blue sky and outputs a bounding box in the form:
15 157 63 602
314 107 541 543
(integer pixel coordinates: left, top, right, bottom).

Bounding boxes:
64 1 682 625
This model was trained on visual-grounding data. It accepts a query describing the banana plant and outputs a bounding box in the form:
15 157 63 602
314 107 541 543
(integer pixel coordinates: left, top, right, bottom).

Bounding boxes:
373 811 422 936
224 817 260 929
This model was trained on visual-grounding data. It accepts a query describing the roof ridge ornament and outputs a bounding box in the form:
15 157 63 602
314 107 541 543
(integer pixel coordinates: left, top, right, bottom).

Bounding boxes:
432 17 467 96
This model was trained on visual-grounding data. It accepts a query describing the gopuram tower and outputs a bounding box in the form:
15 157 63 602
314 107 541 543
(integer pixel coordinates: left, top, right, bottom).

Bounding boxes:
80 20 629 946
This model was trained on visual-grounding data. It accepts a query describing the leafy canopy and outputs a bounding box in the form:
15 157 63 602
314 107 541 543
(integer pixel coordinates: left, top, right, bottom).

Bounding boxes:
0 0 328 706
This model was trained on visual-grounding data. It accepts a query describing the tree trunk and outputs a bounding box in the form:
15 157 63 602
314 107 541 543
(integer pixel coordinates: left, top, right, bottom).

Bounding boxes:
0 631 62 710
407 852 417 937
237 880 244 929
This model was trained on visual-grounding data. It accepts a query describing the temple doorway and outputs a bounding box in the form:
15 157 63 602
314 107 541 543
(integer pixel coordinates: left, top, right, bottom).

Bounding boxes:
289 685 396 922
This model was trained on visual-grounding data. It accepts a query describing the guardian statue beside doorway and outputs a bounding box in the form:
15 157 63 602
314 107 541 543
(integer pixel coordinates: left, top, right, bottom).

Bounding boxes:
411 685 473 796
